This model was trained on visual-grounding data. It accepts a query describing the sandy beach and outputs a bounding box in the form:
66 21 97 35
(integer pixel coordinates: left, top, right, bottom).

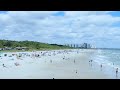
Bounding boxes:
0 49 111 79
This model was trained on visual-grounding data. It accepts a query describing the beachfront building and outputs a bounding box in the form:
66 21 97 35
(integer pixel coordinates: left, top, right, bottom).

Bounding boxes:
64 43 92 48
4 47 13 50
76 44 78 48
87 44 91 49
67 44 70 47
15 47 29 51
0 47 14 51
0 47 13 50
0 48 2 51
81 43 87 48
91 45 96 48
74 44 75 48
79 43 91 49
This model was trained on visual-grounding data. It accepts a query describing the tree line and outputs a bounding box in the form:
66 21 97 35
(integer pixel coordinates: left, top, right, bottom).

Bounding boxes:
0 40 72 50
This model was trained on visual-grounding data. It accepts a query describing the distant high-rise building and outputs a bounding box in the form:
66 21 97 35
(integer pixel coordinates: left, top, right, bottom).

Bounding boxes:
76 44 78 48
81 43 87 48
91 45 96 48
87 44 91 49
74 44 75 48
79 44 82 48
67 44 70 47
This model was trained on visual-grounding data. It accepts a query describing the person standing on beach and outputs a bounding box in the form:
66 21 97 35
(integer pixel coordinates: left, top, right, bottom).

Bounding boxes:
50 60 52 63
76 70 77 74
90 60 93 67
100 64 102 71
91 60 93 63
116 68 118 78
74 59 75 63
2 64 6 67
89 60 90 65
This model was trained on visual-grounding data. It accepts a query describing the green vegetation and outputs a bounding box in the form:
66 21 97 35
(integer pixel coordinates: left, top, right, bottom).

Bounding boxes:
0 40 73 52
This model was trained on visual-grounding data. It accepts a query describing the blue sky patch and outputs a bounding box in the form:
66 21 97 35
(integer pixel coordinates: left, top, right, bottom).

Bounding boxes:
53 11 65 16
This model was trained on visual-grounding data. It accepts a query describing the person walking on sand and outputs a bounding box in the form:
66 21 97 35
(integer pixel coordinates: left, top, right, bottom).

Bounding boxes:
76 70 77 74
91 60 93 63
100 64 102 71
50 60 52 63
74 59 75 63
89 60 90 66
90 60 93 67
2 64 6 67
116 68 118 78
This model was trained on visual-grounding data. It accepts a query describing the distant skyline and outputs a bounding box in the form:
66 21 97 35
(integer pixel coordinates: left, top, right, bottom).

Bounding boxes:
0 11 120 48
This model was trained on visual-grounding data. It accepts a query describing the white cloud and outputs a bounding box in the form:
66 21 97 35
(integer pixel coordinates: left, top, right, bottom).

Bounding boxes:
0 11 120 48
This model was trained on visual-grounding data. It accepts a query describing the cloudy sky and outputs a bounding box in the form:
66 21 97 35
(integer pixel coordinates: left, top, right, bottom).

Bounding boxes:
0 11 120 48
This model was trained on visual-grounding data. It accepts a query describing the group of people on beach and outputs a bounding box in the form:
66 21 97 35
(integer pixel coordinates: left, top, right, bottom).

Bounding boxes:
1 49 119 79
0 50 73 68
89 60 93 66
89 59 119 78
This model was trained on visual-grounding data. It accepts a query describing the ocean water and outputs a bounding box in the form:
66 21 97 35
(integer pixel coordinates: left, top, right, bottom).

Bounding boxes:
92 49 120 79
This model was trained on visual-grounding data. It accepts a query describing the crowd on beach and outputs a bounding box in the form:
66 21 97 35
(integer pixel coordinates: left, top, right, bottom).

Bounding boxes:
0 49 119 79
0 50 75 67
